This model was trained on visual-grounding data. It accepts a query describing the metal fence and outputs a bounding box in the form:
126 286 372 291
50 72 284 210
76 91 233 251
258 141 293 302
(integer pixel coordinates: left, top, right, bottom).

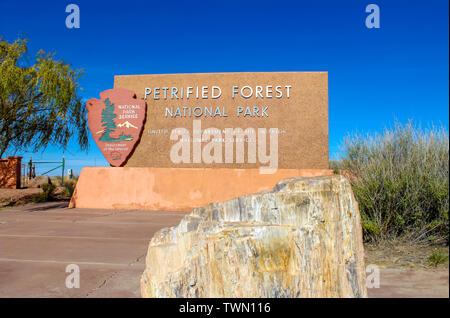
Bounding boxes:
21 157 65 187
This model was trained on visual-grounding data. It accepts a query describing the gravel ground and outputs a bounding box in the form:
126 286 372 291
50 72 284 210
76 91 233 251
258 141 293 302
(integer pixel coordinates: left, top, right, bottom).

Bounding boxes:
365 242 449 269
0 188 42 207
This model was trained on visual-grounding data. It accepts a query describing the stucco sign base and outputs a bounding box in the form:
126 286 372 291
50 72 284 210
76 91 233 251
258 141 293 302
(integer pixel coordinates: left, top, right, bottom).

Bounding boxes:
69 167 333 211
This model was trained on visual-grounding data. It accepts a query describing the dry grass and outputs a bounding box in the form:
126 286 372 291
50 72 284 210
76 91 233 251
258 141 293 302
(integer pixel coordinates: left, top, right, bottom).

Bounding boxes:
0 187 42 207
337 121 449 244
0 183 73 208
364 242 449 269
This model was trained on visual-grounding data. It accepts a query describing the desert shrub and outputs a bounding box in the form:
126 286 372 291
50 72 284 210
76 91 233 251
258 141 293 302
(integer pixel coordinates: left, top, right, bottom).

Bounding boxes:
53 176 63 186
63 179 77 197
33 183 56 202
339 121 449 244
428 249 449 267
41 183 56 200
329 160 343 174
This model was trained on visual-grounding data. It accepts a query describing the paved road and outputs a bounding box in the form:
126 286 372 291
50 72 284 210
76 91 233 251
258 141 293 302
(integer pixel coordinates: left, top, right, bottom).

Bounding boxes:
0 202 187 297
0 202 448 298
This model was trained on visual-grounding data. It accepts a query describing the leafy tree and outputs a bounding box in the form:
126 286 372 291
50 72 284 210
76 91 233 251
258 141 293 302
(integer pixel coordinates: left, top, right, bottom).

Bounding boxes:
0 37 88 158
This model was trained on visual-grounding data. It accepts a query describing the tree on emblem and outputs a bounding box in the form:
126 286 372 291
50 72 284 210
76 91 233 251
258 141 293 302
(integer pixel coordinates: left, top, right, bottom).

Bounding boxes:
99 98 133 142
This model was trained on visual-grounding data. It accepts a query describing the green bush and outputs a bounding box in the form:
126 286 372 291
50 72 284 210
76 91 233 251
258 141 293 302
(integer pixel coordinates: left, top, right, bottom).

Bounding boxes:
33 183 56 202
53 176 63 186
339 121 449 244
329 160 342 174
63 179 77 197
428 249 449 267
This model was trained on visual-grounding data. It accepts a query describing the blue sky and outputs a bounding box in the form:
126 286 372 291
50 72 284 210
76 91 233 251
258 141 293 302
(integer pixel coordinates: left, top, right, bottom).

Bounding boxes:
0 0 448 174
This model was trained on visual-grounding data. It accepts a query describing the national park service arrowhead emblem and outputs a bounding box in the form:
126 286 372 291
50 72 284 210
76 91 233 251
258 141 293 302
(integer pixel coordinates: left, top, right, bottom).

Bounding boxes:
86 88 147 166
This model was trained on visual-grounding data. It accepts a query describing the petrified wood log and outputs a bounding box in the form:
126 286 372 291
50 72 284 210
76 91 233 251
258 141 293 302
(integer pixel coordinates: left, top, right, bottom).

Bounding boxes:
141 175 367 298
